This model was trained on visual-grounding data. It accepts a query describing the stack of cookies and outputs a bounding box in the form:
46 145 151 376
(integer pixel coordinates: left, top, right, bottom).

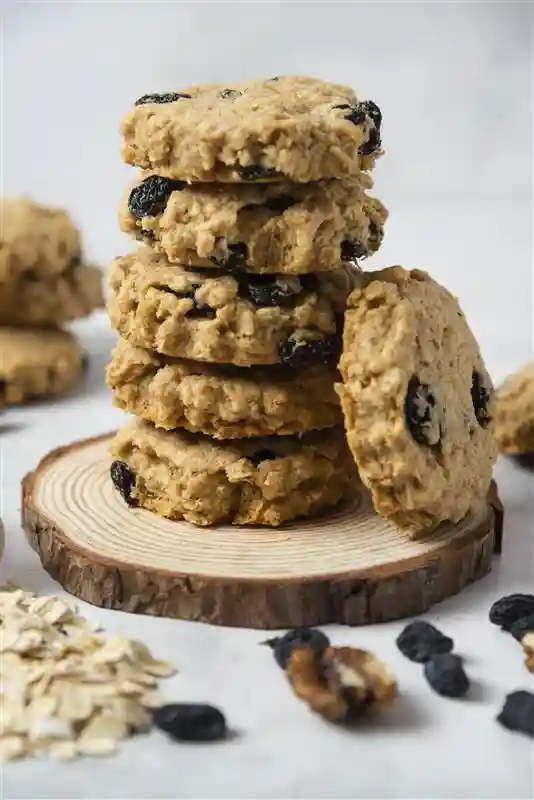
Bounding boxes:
107 76 387 526
0 199 104 408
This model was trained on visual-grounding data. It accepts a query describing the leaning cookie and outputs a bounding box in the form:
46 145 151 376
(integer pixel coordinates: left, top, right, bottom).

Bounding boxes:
337 267 497 536
0 328 86 407
108 248 356 367
107 339 342 439
494 363 534 455
109 420 355 527
121 76 382 183
0 263 103 326
119 174 387 275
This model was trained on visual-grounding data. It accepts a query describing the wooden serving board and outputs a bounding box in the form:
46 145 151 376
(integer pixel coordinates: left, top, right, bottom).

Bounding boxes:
21 433 502 629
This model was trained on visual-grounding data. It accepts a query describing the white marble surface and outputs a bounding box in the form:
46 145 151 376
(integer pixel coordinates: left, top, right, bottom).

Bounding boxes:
1 2 533 798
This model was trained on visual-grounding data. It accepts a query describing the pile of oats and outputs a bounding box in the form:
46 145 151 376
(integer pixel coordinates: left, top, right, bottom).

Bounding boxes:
0 584 176 762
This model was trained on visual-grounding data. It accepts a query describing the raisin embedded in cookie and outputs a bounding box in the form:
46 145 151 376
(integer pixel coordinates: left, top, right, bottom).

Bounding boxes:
337 267 497 536
121 76 382 183
119 174 388 275
107 338 342 439
0 327 85 407
109 420 355 526
107 247 355 367
494 363 534 455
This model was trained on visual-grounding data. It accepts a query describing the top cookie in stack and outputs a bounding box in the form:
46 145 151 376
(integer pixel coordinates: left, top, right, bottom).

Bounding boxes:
107 76 387 527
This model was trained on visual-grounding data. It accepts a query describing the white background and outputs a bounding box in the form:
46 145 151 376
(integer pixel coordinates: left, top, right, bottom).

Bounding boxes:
1 1 533 798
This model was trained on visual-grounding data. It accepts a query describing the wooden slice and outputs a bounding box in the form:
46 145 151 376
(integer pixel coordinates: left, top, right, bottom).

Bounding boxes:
21 434 501 629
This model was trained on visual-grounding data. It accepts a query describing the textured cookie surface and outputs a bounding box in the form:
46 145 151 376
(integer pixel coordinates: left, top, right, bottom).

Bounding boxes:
495 363 534 454
121 76 382 183
0 198 81 282
0 263 103 326
337 267 497 535
0 327 85 407
108 247 355 366
109 420 355 527
120 174 387 275
107 339 342 439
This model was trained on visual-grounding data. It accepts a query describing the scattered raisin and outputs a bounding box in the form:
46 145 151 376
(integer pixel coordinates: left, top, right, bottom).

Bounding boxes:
213 243 248 273
249 449 278 467
424 654 469 698
396 621 454 663
135 92 192 106
236 165 282 181
218 88 242 100
471 370 493 428
152 703 227 742
510 615 534 641
497 691 534 737
279 334 341 369
128 176 186 219
264 627 330 670
110 460 138 507
404 377 440 446
263 194 297 214
340 239 367 262
359 100 382 156
489 594 534 631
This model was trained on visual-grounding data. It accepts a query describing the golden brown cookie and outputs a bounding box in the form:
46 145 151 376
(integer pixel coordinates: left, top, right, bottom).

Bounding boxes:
494 363 534 454
337 267 497 536
109 420 355 527
0 263 103 326
107 338 342 439
120 174 387 275
121 76 382 183
108 247 355 367
0 198 81 281
0 327 85 407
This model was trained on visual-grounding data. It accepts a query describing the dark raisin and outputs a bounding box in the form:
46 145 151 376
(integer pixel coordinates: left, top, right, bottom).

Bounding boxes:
404 377 440 447
359 100 382 156
214 243 248 273
368 220 383 249
279 334 341 369
510 614 534 641
489 594 534 631
471 370 493 428
128 176 186 219
264 628 330 670
135 92 192 106
249 449 278 467
240 275 307 308
265 77 280 82
332 103 366 126
110 460 138 507
236 165 282 181
142 229 156 242
152 703 227 742
396 621 454 663
424 654 470 698
218 88 242 100
263 194 297 214
512 452 534 470
497 691 534 737
340 239 367 262
0 379 7 398
165 289 216 319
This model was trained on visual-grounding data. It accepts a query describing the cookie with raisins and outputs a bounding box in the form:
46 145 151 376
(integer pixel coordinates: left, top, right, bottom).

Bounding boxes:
108 247 355 367
336 267 497 536
121 76 382 183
